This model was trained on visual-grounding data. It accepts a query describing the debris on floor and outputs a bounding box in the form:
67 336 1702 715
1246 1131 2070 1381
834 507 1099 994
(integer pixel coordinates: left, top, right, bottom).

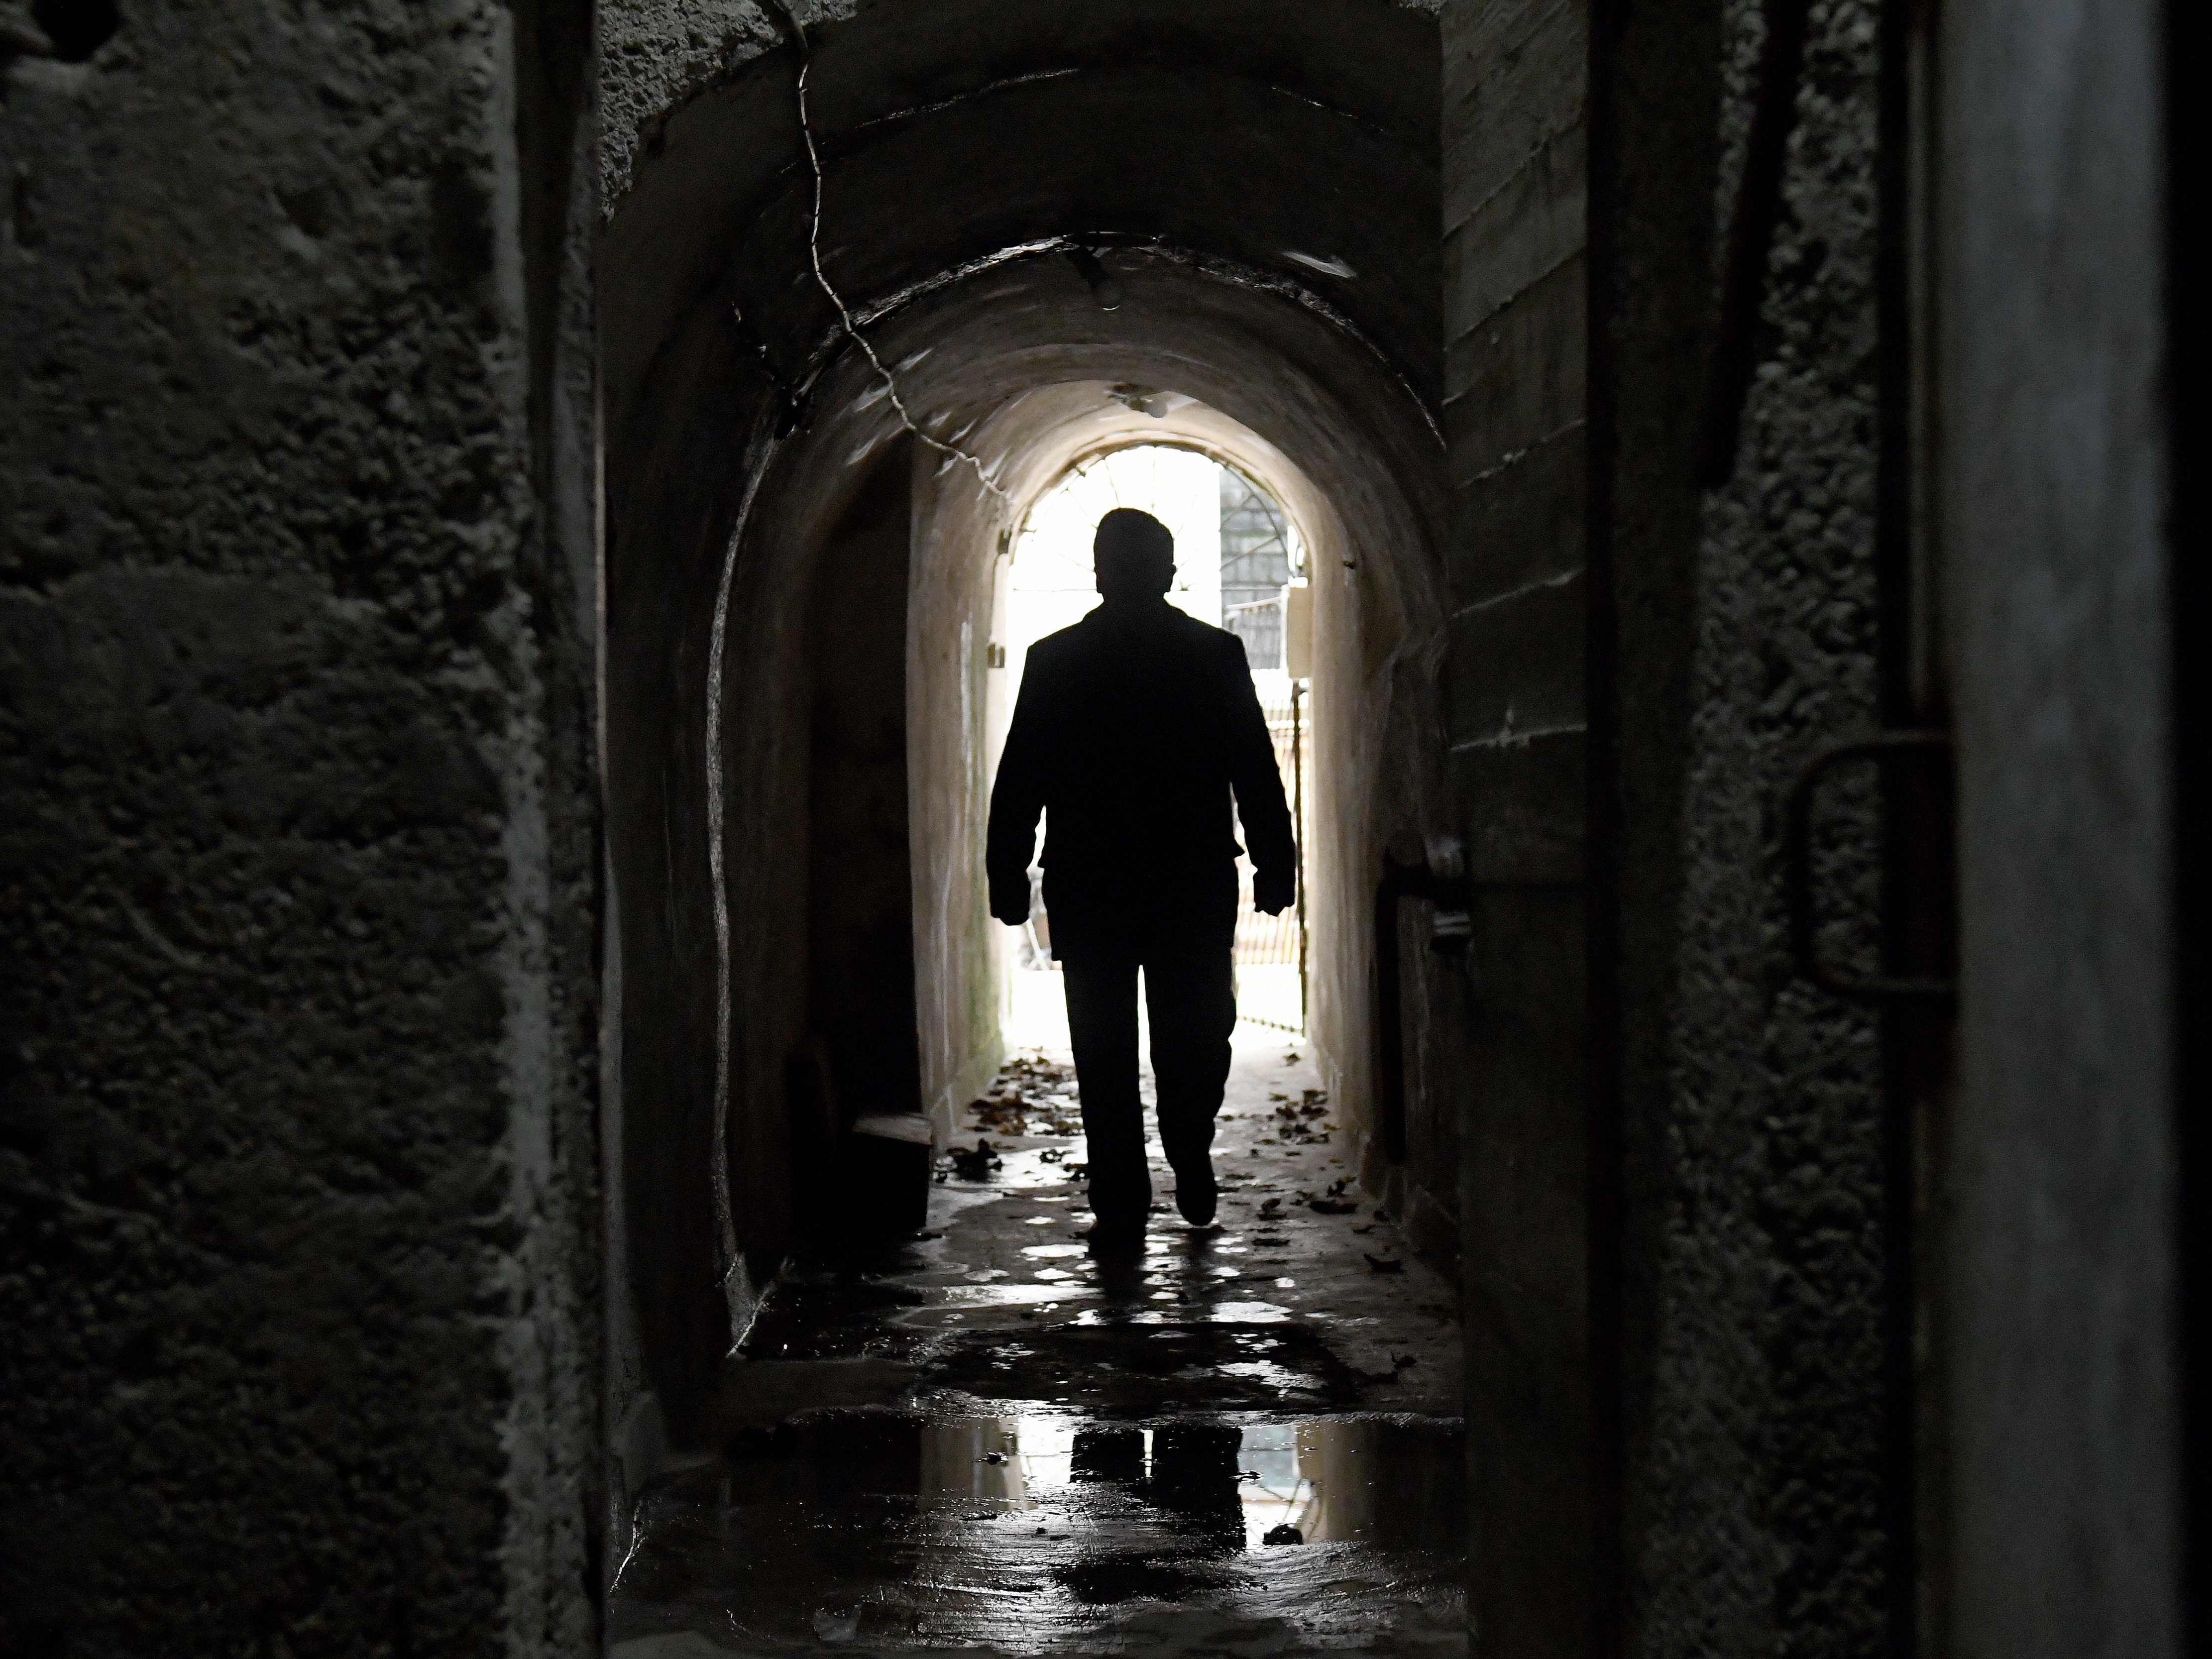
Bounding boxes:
968 1052 1086 1137
1301 1177 1359 1215
948 1137 1003 1180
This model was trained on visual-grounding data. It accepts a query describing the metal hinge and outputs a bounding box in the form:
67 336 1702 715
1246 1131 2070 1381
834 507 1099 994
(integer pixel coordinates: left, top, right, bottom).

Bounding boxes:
1784 729 1956 1002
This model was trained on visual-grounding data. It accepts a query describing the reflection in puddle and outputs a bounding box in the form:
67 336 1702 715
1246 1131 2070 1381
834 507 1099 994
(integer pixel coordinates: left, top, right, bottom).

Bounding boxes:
917 1283 1085 1308
1216 1359 1325 1399
1071 1300 1295 1327
634 1051 1464 1652
611 1411 1464 1655
933 1418 1435 1552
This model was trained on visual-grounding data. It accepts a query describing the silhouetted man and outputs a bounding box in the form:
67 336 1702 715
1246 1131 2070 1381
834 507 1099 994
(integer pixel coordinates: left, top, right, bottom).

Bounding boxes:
988 507 1295 1251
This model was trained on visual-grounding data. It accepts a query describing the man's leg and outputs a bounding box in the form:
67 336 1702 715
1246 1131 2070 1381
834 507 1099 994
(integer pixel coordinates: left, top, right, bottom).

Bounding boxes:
1069 1427 1145 1486
1061 955 1149 1236
1147 1423 1248 1554
1142 941 1237 1225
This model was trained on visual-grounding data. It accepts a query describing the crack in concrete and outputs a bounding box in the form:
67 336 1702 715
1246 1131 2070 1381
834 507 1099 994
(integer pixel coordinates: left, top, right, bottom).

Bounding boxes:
774 1 1009 501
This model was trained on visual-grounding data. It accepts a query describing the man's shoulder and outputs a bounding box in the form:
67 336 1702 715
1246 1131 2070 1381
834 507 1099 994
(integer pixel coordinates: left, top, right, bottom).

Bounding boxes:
1173 610 1249 664
1039 604 1245 664
1026 620 1088 663
1102 604 1239 652
1035 617 1088 646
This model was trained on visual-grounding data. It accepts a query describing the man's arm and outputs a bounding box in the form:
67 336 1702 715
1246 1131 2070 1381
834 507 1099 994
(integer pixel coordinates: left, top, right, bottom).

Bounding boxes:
1221 637 1297 914
986 649 1053 925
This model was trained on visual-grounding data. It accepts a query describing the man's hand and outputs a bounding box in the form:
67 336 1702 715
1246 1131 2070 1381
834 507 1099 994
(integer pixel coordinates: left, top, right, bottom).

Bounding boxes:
990 877 1032 928
1254 866 1295 916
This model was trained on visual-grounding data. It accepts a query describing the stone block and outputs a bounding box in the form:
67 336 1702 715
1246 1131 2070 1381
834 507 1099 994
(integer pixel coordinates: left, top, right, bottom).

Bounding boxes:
1444 253 1587 468
1448 419 1587 608
1443 569 1586 746
1450 727 1586 885
1445 118 1588 340
1443 0 1589 229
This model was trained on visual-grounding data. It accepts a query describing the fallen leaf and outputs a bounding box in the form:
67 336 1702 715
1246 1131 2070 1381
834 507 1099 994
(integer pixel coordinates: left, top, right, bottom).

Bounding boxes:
950 1137 1002 1179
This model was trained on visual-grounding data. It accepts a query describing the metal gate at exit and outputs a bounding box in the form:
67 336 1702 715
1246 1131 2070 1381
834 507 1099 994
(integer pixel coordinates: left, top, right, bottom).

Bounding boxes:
1232 684 1308 1034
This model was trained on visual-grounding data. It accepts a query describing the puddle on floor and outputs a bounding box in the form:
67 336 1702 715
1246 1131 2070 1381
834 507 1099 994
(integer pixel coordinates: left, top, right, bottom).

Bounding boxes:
610 1410 1465 1656
624 1049 1466 1653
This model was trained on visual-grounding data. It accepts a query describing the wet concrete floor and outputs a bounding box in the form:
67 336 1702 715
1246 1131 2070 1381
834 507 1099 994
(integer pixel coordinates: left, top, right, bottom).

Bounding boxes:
610 1030 1466 1657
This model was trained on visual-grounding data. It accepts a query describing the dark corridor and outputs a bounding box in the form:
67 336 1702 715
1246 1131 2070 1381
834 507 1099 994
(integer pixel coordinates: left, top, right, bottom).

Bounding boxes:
0 0 2187 1656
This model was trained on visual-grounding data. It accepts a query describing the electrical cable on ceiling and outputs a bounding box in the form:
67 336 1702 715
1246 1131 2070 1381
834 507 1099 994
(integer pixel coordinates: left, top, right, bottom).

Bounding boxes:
775 1 1009 500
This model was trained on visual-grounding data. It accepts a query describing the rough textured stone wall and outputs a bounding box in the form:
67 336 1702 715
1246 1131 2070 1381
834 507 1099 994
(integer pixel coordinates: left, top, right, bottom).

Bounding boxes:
0 1 601 1652
596 0 1444 220
599 0 803 210
1601 0 1890 1652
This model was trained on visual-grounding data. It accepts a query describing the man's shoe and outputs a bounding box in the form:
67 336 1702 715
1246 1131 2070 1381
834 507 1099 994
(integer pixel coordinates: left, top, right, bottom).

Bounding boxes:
1086 1216 1145 1257
1174 1161 1218 1227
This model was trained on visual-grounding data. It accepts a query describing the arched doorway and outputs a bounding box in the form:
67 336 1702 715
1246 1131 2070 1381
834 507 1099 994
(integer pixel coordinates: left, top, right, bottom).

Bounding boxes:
597 0 1465 1471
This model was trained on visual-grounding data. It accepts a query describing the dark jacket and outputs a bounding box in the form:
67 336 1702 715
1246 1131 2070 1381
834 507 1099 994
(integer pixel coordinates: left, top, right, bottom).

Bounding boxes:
987 598 1295 959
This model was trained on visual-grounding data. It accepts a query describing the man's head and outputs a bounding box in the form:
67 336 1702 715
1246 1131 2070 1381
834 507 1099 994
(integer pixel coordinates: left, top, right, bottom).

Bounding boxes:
1094 508 1175 603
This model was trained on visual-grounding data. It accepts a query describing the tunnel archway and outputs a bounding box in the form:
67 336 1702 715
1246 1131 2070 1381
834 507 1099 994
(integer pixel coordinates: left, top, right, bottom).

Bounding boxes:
597 0 1463 1458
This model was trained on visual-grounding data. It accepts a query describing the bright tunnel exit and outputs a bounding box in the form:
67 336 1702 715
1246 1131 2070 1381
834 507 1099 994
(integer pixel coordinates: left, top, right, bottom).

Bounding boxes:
986 444 1312 1051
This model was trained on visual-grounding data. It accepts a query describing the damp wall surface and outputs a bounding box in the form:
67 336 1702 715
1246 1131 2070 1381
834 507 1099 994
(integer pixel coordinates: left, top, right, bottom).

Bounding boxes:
0 1 602 1653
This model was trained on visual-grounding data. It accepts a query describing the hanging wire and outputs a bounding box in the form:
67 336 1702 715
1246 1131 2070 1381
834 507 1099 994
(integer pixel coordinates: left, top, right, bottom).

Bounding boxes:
771 0 1007 499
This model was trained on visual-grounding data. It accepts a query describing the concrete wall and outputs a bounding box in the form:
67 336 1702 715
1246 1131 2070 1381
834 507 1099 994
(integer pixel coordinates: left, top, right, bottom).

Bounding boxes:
805 449 923 1138
1439 2 1594 1652
0 0 602 1652
1937 0 2179 1651
599 286 759 1466
1301 359 1459 1258
908 442 1007 1145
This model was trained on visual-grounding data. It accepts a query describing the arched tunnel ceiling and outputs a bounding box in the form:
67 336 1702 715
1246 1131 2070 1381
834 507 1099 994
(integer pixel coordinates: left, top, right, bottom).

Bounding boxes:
741 252 1446 609
603 0 1442 208
600 0 1443 443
